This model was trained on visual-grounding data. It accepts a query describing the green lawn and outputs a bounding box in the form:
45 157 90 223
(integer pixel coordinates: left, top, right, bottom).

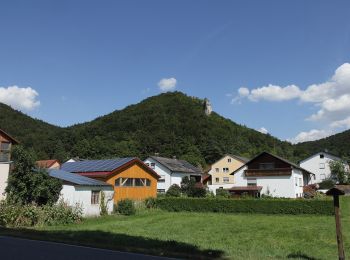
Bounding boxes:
1 198 350 259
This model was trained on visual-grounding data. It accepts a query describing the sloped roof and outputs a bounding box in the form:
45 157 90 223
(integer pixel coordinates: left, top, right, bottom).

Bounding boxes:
226 154 250 163
61 157 160 179
231 151 314 176
299 151 343 164
49 169 111 186
149 156 202 174
61 158 135 173
36 159 60 168
0 129 19 144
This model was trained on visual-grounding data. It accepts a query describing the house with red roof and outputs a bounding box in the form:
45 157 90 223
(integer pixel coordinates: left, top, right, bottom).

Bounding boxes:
61 157 160 203
36 159 61 169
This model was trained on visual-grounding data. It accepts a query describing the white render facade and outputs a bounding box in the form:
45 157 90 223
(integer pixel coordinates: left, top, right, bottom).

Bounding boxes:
59 185 114 217
144 157 202 193
299 152 348 184
0 163 10 200
232 166 305 198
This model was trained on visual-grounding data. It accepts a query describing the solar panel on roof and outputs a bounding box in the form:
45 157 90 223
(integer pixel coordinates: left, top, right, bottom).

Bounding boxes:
49 169 111 186
61 158 135 173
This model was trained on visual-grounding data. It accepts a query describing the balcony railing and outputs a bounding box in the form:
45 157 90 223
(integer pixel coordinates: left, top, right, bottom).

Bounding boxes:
245 168 292 177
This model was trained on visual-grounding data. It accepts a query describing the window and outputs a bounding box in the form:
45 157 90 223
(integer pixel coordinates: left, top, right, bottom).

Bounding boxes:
215 177 220 183
320 174 326 181
295 177 298 186
228 158 232 163
158 175 165 183
91 191 100 205
223 177 229 183
247 178 257 186
223 168 229 173
299 178 302 187
215 168 219 172
0 142 10 151
150 163 156 169
115 178 151 187
259 163 275 170
319 163 325 169
0 142 11 162
157 189 165 193
320 154 324 159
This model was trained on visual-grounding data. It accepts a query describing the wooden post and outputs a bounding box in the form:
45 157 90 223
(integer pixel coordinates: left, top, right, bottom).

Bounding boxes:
333 194 345 260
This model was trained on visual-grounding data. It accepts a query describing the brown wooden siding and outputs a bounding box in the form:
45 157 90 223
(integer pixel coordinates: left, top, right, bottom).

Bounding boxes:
247 153 292 170
105 163 157 203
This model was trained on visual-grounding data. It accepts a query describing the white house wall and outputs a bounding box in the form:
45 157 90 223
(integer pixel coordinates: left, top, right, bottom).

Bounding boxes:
144 158 200 192
299 153 347 184
231 166 304 198
0 163 10 201
59 185 114 217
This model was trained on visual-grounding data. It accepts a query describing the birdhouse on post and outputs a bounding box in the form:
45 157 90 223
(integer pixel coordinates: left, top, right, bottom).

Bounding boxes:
326 185 350 260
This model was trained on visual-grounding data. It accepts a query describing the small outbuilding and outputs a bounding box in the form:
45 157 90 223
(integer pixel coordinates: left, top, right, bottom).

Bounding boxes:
61 158 160 203
49 169 114 217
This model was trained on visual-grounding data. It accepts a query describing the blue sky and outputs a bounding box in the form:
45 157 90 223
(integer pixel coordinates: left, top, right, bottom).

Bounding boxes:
1 0 350 143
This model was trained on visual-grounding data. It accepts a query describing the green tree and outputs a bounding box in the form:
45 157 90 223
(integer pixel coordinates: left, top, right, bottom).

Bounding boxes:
329 160 350 184
6 146 62 205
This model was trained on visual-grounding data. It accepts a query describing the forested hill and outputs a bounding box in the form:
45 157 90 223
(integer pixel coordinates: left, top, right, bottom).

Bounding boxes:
0 92 347 166
294 130 350 161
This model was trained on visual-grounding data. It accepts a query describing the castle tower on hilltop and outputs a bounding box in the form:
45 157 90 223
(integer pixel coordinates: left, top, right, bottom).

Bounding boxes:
204 98 212 116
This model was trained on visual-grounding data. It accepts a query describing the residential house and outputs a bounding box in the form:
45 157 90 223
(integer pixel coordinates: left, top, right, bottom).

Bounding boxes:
230 152 314 198
36 159 61 169
0 129 19 200
144 156 203 193
49 169 114 217
61 158 159 203
205 154 249 194
299 151 349 184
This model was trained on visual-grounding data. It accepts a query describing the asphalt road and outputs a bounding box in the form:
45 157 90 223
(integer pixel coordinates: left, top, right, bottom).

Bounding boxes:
0 236 176 260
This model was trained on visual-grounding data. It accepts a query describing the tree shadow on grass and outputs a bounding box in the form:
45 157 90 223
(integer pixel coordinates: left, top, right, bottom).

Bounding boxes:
287 251 321 260
0 227 226 260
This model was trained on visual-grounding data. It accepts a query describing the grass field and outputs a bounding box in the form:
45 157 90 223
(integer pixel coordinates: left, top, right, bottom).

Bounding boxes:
1 197 350 259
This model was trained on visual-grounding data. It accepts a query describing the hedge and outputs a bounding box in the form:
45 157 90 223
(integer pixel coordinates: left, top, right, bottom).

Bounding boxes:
155 197 333 215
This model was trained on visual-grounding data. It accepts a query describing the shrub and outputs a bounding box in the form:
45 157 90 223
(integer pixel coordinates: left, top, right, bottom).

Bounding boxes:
145 197 157 209
166 184 182 197
216 189 230 198
100 191 108 216
319 179 335 189
154 197 333 215
115 199 136 215
0 201 82 227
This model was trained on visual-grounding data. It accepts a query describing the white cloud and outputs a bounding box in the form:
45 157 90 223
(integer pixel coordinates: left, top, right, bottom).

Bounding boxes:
257 127 268 134
330 116 350 129
0 85 40 111
233 63 350 140
288 129 332 144
248 84 302 102
158 78 177 92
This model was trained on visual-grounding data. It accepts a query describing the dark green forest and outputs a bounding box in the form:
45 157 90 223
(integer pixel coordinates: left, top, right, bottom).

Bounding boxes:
0 92 348 167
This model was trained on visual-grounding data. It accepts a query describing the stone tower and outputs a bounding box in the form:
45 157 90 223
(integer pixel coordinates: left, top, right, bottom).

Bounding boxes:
204 98 212 116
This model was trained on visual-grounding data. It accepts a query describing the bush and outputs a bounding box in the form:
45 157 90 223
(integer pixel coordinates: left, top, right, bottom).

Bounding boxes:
154 197 333 215
319 179 335 189
115 199 136 215
0 201 82 227
216 189 230 198
166 184 182 197
145 197 157 209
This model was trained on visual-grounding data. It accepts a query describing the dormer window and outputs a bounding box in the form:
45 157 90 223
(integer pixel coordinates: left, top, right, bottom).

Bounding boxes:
320 154 324 159
0 142 10 151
